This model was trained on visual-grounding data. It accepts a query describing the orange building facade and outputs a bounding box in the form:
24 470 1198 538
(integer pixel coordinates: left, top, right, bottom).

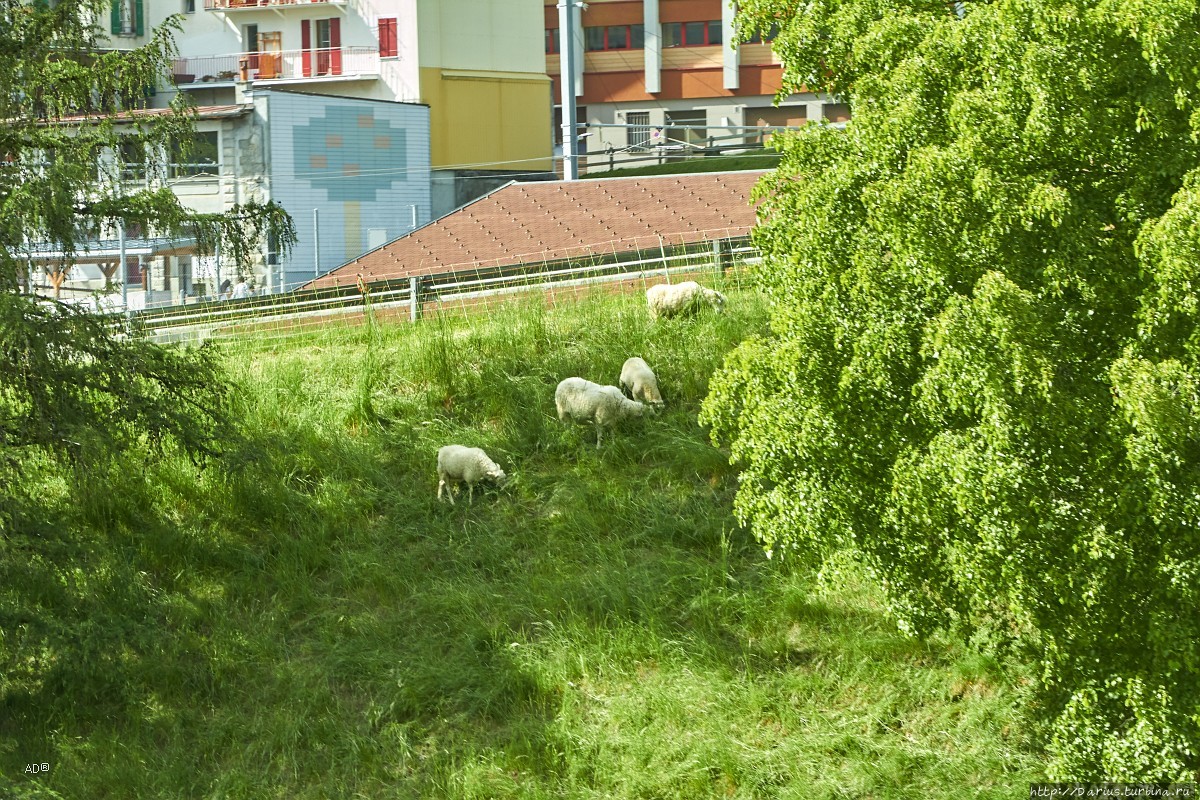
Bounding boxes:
544 0 848 173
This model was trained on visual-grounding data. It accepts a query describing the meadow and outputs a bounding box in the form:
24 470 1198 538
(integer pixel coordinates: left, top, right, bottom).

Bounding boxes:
1 281 1043 798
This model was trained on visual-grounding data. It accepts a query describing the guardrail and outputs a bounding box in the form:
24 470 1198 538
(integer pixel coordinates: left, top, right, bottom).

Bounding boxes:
125 235 758 345
172 47 379 85
204 0 346 10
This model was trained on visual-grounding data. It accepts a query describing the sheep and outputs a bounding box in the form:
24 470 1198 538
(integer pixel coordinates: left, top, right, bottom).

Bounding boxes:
436 445 507 505
555 377 653 448
619 356 664 409
646 280 727 320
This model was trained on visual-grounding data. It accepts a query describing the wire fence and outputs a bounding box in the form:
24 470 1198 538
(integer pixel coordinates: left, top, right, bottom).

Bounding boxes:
124 230 761 347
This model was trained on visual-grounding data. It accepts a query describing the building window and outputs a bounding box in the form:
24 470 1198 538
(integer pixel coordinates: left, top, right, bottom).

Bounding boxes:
378 17 397 58
117 136 146 182
584 24 644 51
823 103 851 123
169 131 219 179
662 20 721 47
111 0 143 36
745 23 780 44
302 18 342 77
627 111 651 151
546 27 559 54
182 0 194 12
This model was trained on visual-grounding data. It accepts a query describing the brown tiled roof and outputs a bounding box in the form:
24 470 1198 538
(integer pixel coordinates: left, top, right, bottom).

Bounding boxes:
310 170 768 289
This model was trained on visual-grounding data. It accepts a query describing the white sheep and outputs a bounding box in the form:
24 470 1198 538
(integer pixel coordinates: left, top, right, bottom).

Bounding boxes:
436 445 507 504
646 281 727 320
555 377 653 448
619 356 664 409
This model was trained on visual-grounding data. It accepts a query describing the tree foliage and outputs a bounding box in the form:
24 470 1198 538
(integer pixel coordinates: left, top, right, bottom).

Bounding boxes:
0 0 294 466
705 0 1200 778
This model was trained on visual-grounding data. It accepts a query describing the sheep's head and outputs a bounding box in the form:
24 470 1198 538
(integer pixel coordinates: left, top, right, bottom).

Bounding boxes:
488 465 508 485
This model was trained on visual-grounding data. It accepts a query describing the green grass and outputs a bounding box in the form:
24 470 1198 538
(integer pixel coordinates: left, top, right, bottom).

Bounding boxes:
1 278 1042 798
585 152 783 179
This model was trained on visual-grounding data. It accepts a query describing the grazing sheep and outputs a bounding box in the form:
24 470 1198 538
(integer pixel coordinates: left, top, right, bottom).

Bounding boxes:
555 377 653 448
619 356 664 409
646 281 727 320
437 445 507 505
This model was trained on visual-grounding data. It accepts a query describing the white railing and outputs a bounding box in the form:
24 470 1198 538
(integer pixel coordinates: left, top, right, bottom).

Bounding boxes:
172 47 379 86
204 0 346 9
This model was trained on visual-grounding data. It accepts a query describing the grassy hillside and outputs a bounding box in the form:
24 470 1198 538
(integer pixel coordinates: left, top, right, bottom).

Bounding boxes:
2 281 1042 798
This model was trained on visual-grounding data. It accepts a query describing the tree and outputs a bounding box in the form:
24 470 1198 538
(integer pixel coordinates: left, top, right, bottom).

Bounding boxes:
0 0 295 468
702 0 1200 778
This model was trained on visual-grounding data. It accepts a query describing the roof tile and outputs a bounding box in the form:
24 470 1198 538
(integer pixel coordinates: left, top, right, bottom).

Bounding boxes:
311 170 767 289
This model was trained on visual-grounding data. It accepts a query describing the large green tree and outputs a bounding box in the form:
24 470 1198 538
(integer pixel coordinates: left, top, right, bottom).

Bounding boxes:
0 0 293 469
702 0 1200 778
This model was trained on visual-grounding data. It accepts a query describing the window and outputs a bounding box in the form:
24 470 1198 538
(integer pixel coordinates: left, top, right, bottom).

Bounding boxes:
626 111 651 151
169 131 219 179
662 20 721 47
182 0 194 12
746 23 780 43
111 0 143 36
243 23 259 71
823 103 851 123
117 136 146 182
302 18 342 77
583 24 644 51
378 17 397 58
545 27 559 54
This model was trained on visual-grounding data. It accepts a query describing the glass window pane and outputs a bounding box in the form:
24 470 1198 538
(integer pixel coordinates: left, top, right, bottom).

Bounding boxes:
170 131 219 178
546 28 558 54
119 137 145 181
584 26 605 51
707 20 722 45
662 22 682 47
630 24 644 49
684 21 704 45
607 25 627 49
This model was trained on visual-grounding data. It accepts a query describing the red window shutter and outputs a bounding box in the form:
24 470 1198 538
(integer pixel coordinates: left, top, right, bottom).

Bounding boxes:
379 18 397 58
329 17 342 75
300 19 312 77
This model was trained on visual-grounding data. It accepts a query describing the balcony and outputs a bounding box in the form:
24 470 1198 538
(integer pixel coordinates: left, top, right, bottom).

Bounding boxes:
172 48 379 87
203 0 346 10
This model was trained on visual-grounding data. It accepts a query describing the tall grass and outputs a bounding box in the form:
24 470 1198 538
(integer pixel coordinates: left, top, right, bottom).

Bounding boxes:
1 282 1042 798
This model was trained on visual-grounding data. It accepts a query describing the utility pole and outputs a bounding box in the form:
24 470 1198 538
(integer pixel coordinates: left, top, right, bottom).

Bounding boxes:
558 0 581 180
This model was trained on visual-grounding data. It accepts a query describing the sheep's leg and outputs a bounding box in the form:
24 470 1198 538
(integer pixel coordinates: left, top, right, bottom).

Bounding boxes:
444 479 457 505
437 477 446 502
467 483 474 504
595 423 603 448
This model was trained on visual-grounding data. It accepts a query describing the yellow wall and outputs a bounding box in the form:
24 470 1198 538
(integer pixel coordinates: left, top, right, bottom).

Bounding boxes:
420 68 554 172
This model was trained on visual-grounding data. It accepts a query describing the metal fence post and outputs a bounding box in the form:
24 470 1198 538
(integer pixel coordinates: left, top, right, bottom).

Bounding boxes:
409 275 421 323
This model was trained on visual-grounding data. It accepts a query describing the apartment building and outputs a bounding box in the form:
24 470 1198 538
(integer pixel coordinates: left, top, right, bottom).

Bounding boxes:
544 0 848 172
164 0 553 213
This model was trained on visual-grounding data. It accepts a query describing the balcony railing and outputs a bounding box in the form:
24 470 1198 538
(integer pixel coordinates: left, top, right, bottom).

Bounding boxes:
172 48 379 86
203 0 346 10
